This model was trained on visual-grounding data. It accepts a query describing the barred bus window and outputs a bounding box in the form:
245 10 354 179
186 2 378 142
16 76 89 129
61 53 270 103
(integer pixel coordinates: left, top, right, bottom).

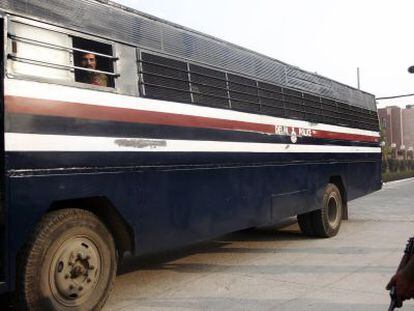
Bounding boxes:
7 20 73 81
139 52 191 103
72 37 115 88
137 51 378 132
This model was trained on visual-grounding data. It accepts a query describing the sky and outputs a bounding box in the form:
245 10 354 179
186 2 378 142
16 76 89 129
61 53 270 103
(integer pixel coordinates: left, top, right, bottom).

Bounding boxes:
115 0 414 108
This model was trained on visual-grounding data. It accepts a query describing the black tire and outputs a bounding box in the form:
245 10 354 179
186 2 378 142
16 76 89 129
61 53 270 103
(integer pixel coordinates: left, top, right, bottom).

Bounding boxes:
18 208 117 310
298 183 343 238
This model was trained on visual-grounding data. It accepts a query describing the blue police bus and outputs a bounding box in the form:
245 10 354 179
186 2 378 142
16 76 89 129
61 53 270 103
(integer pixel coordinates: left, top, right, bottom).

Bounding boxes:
0 0 381 309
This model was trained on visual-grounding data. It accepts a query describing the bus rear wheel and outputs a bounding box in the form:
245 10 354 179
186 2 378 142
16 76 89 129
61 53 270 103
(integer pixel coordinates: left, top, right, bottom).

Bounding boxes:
297 183 343 238
19 208 116 310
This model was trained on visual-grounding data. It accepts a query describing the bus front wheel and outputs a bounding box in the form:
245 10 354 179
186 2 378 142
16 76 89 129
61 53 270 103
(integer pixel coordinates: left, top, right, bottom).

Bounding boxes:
19 208 117 310
297 183 343 238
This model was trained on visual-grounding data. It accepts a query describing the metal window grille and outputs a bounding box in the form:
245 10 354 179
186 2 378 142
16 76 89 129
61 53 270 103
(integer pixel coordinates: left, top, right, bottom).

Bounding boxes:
7 20 119 86
140 51 380 132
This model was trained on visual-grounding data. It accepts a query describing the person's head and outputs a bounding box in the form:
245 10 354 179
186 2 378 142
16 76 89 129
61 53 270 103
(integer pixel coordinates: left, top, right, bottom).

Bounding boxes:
80 53 97 70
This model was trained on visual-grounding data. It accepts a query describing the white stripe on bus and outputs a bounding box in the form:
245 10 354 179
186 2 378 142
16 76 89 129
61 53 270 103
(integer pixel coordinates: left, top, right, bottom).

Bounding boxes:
5 133 382 153
5 79 380 138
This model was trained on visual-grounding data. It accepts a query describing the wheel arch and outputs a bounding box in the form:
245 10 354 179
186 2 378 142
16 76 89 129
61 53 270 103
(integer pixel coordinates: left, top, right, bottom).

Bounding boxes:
48 196 135 258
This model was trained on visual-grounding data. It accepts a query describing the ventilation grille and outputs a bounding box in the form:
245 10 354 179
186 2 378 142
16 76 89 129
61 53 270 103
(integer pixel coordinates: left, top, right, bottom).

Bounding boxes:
139 52 379 132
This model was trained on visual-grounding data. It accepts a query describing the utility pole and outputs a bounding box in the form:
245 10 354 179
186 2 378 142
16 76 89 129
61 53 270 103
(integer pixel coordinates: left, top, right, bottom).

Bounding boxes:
357 67 360 89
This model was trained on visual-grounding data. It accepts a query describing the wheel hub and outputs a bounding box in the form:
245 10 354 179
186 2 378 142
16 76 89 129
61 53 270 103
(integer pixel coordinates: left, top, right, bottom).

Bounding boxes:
51 237 101 305
327 195 339 227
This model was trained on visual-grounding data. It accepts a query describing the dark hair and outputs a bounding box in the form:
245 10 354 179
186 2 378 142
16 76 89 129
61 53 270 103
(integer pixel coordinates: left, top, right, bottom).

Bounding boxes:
73 36 114 87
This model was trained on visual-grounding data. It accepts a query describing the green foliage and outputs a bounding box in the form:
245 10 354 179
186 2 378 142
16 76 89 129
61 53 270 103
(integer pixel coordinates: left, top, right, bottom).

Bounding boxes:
382 160 388 173
382 159 414 182
387 159 398 172
383 170 414 182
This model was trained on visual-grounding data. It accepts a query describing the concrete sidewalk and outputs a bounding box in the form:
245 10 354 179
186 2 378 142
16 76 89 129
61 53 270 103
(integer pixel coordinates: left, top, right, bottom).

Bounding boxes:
105 178 414 310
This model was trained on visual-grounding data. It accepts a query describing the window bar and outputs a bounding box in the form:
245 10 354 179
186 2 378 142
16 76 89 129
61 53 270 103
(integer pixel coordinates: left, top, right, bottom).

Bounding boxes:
141 58 195 76
301 92 305 120
137 51 146 97
186 62 195 103
9 34 118 60
142 82 229 102
281 87 287 118
320 97 326 123
225 72 232 109
256 80 262 112
8 55 120 77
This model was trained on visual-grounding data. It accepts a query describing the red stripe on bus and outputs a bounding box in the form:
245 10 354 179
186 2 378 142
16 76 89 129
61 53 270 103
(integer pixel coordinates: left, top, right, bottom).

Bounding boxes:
5 95 379 143
5 96 275 135
312 130 378 143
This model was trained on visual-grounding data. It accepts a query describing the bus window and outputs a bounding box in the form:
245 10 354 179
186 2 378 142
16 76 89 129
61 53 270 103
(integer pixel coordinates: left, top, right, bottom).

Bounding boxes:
72 37 116 88
7 18 120 90
7 20 72 81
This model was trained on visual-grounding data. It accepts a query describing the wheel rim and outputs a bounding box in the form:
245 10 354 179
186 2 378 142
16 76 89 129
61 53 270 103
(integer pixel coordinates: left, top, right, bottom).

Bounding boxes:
327 194 340 228
49 236 102 307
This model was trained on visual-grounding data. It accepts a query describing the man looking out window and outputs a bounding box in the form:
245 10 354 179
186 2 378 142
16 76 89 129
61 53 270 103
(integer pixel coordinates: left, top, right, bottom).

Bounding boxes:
78 52 108 87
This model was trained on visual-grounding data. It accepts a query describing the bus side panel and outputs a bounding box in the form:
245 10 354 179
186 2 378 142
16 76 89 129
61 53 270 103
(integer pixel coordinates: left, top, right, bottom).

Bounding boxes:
347 156 382 201
5 153 380 289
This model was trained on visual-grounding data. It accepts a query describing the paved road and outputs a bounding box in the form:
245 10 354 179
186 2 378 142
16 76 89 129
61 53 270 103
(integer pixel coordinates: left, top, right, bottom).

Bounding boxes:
105 178 414 311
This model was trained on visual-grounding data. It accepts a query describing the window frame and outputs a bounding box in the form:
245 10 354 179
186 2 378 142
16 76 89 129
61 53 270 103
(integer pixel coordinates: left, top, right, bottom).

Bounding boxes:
6 15 120 94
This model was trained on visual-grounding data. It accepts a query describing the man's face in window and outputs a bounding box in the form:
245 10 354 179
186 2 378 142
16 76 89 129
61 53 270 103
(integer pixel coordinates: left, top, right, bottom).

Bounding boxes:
80 53 97 70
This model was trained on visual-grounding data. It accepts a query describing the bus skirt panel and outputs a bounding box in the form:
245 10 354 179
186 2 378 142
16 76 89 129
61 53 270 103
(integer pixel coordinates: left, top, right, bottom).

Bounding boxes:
3 153 381 290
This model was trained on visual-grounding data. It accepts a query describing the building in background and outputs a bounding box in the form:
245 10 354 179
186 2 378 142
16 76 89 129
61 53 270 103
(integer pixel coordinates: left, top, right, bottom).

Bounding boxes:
378 105 414 155
378 106 402 148
402 107 414 150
